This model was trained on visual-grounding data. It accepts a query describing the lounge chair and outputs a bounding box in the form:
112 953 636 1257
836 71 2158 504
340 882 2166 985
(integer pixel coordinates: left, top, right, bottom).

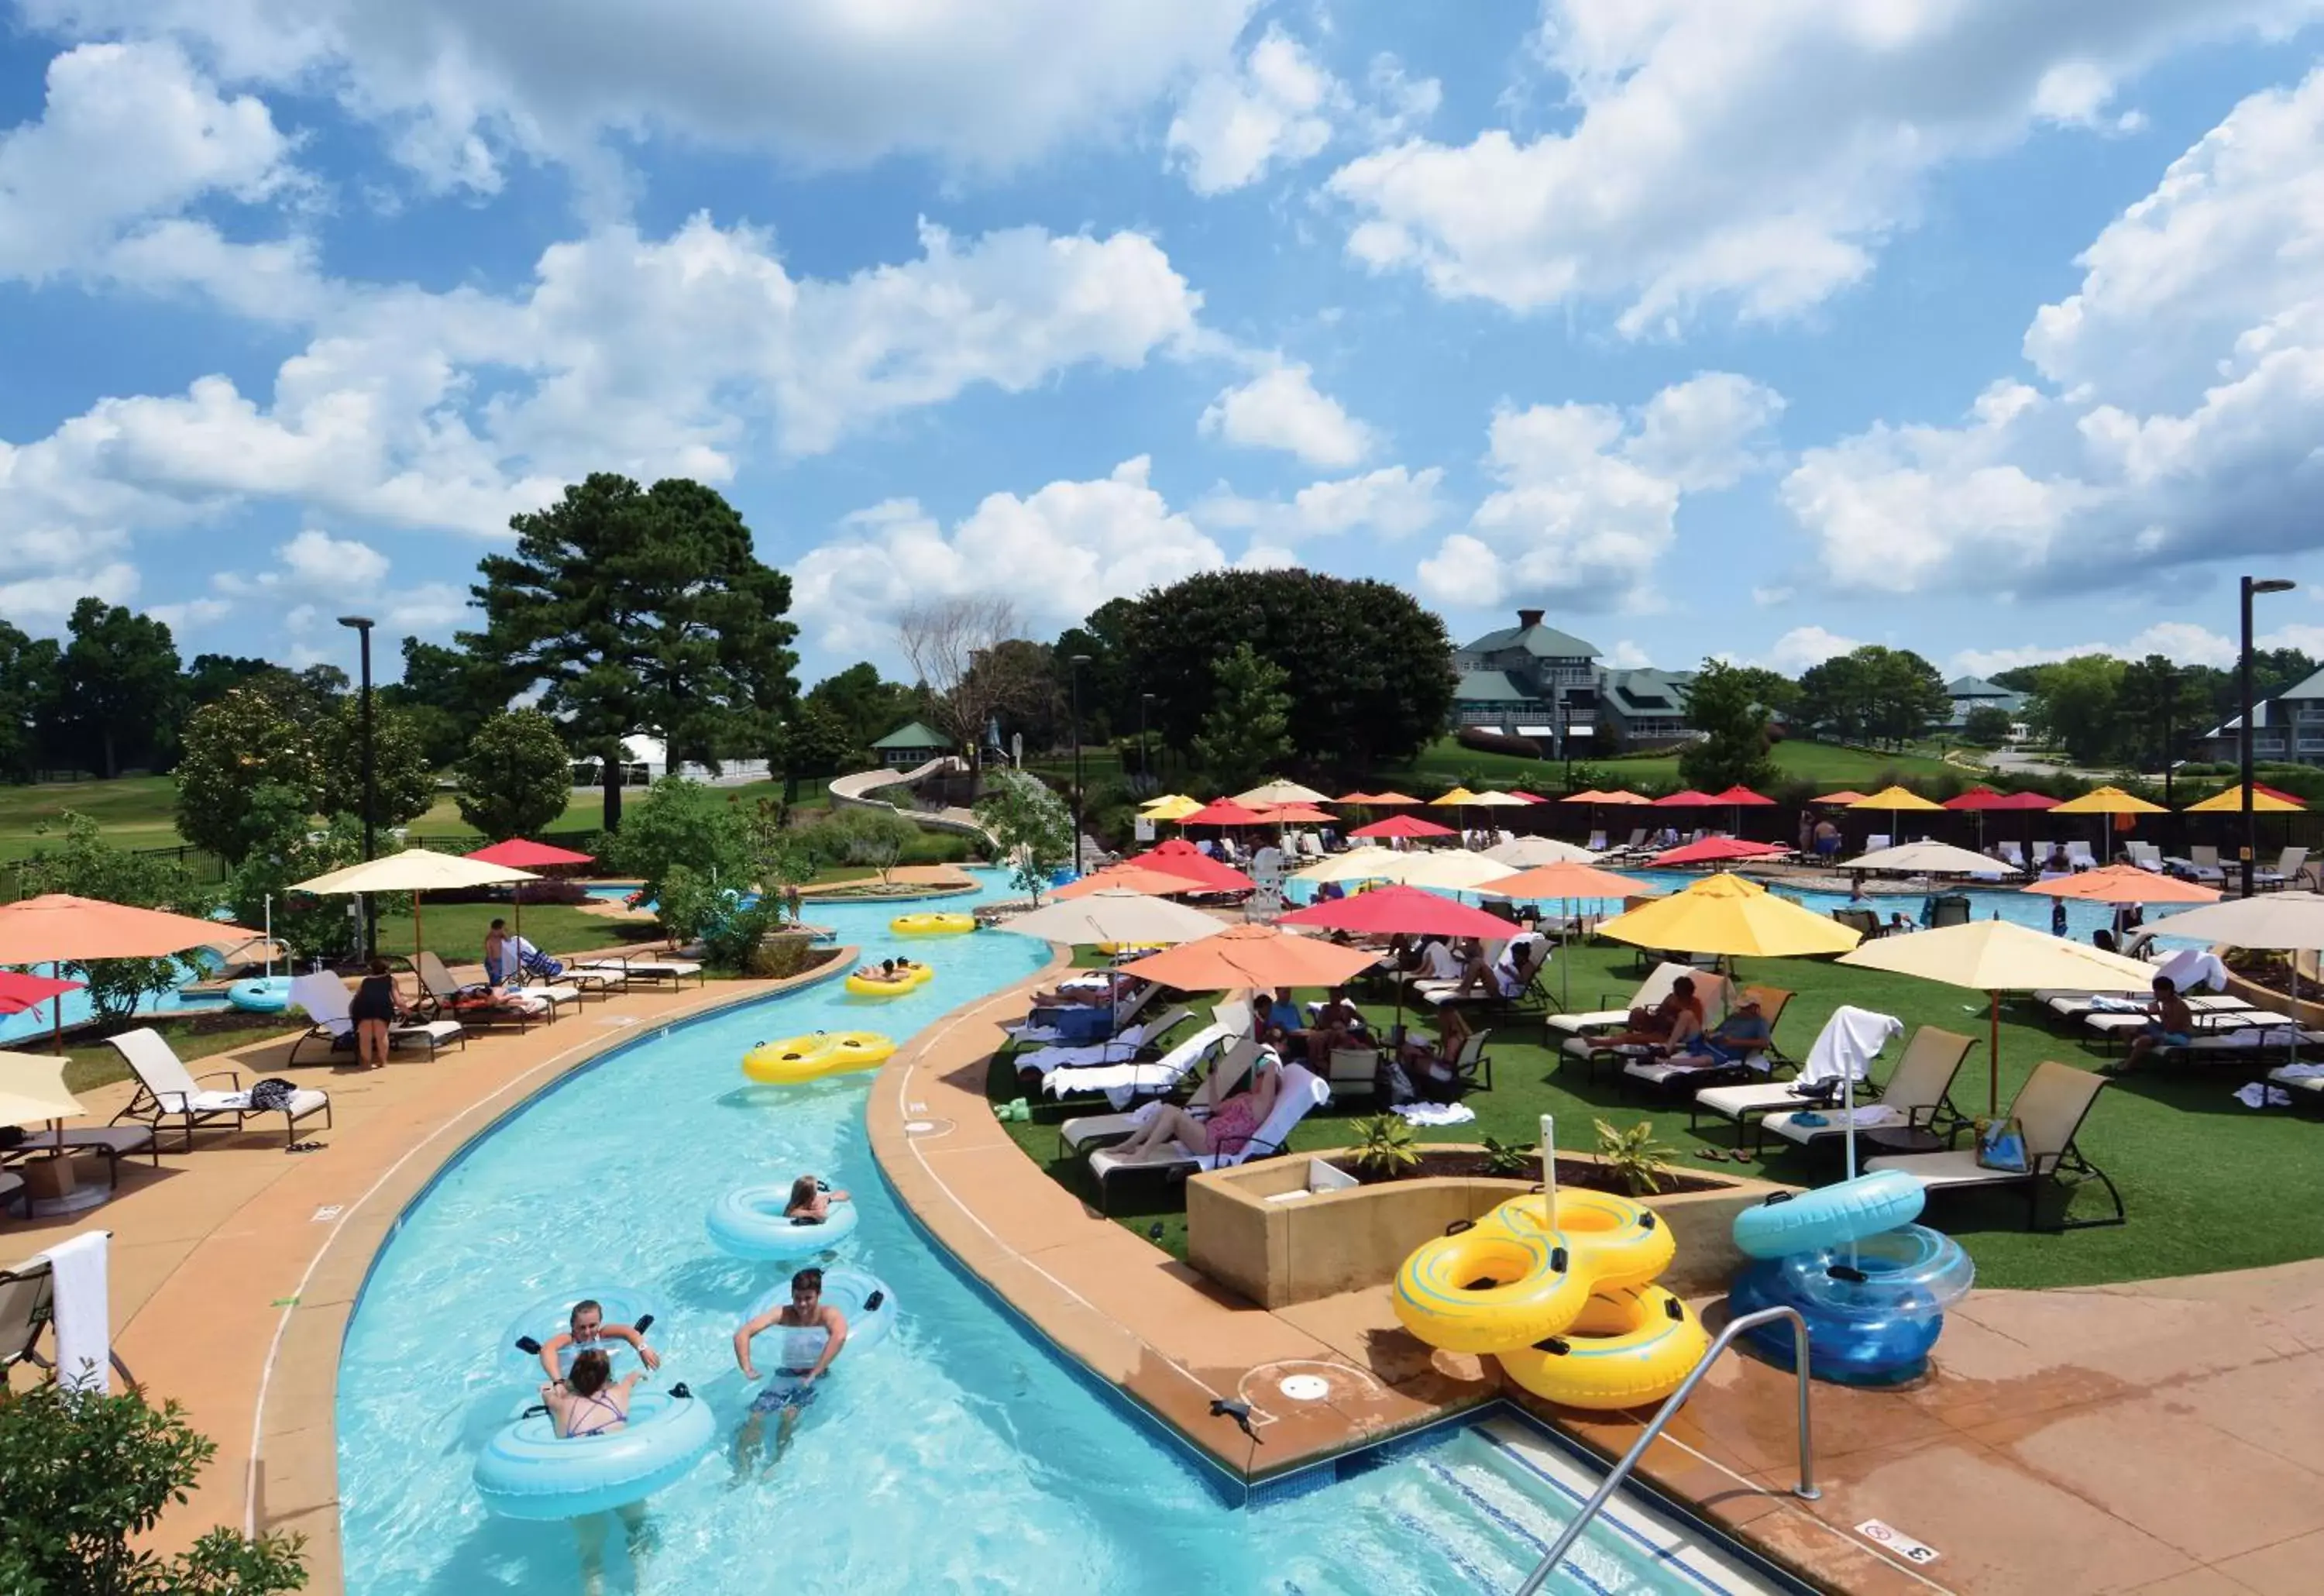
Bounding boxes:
1621 989 1793 1100
1748 1025 1975 1157
2064 841 2098 869
1563 973 1738 1082
569 951 705 989
412 951 557 1031
1865 834 1891 853
1831 906 1882 941
1042 1022 1234 1103
0 1172 22 1220
1005 979 1160 1044
1928 896 1973 930
1997 841 2027 872
1 1125 157 1192
2125 841 2164 872
107 1028 332 1151
1056 1034 1263 1157
1013 1008 1193 1081
2162 1024 2324 1063
1866 1060 2122 1230
2265 1063 2324 1106
1547 961 1701 1040
284 972 466 1067
1585 831 1608 853
2186 844 2225 885
0 1253 135 1386
2257 846 2311 890
1412 941 1549 1013
1085 1061 1330 1212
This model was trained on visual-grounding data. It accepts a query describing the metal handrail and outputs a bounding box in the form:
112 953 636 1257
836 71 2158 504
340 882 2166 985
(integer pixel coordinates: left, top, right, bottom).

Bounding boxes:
1514 1305 1818 1594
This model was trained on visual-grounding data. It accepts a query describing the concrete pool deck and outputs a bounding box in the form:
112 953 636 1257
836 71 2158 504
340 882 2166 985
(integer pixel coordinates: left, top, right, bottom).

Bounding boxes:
12 948 2324 1594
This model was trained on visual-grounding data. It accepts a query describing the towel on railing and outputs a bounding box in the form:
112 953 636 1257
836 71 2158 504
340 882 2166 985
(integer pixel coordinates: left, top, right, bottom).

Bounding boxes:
39 1230 109 1394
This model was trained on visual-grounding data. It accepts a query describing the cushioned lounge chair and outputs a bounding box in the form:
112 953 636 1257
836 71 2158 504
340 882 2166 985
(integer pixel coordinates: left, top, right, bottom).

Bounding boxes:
0 1171 22 1220
1546 961 1700 1040
1746 1024 1974 1157
1562 972 1736 1082
570 951 705 989
1042 1022 1232 1103
107 1028 331 1151
413 951 554 1031
1 1126 157 1191
1621 988 1793 1100
1056 1035 1263 1157
1085 1061 1329 1212
0 1251 134 1384
1013 1008 1193 1081
284 972 466 1066
1865 1059 2122 1230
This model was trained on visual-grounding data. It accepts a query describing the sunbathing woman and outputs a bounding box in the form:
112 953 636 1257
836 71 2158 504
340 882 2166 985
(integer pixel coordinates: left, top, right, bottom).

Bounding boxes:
1110 1046 1282 1161
1604 977 1705 1052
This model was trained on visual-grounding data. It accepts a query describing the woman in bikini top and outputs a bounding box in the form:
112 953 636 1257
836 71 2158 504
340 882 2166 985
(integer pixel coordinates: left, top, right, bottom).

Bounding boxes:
546 1349 642 1439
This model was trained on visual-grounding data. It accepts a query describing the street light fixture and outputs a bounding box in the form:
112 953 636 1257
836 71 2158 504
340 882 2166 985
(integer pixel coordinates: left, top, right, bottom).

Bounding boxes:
1069 654 1092 876
336 615 377 957
2240 576 2296 898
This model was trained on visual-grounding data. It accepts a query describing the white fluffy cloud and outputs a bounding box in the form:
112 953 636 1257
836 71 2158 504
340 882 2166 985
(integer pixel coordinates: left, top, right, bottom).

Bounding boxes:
0 562 139 621
1952 621 2324 679
1764 624 1865 673
1196 465 1446 541
1326 0 2317 332
791 458 1234 652
0 40 306 293
1198 363 1374 466
1783 67 2324 593
1167 28 1339 194
26 0 1257 188
192 528 471 641
0 217 1204 586
1418 372 1784 611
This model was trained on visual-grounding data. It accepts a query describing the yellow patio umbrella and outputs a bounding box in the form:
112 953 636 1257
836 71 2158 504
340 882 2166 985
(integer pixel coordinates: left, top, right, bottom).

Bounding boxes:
292 848 538 961
2049 785 2167 869
1431 786 1480 807
1594 873 1862 960
1848 786 1944 813
1138 794 1205 823
2184 784 2304 813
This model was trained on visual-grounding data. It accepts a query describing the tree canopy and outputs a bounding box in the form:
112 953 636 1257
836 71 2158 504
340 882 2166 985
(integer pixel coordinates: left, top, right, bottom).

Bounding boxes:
2023 655 2130 765
383 637 524 769
1676 659 1779 793
465 473 798 830
0 620 58 781
50 597 183 778
456 709 575 841
975 769 1074 904
802 662 920 755
1191 641 1294 792
602 776 753 901
1795 645 1951 747
1113 569 1454 772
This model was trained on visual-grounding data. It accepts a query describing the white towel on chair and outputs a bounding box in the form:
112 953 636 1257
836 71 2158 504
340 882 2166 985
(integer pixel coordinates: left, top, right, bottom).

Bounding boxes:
39 1230 109 1393
2235 1083 2294 1109
2157 948 2229 992
1391 1102 1476 1127
1799 1006 1902 1087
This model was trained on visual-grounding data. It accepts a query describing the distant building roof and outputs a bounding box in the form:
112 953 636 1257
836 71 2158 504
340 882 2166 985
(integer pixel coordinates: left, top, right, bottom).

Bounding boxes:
1452 669 1539 703
1460 607 1600 661
2277 666 2324 702
871 719 951 751
1946 675 2016 700
1598 668 1692 717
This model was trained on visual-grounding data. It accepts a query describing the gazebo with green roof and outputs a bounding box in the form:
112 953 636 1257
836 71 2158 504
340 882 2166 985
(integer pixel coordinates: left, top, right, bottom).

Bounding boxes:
871 720 954 769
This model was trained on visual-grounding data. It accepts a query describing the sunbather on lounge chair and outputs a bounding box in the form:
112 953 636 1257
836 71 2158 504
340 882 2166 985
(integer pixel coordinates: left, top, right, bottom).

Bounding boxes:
1109 1047 1281 1161
1603 977 1705 1052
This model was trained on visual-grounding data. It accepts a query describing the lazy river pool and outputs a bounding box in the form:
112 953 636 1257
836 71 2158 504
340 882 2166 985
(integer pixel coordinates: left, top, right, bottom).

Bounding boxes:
335 869 1791 1594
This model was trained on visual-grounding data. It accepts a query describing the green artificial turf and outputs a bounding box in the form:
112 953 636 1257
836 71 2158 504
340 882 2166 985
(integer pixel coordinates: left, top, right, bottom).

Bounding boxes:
990 938 2324 1291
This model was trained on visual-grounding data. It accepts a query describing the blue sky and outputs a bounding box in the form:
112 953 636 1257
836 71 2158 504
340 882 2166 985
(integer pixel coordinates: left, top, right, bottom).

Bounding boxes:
7 0 2324 689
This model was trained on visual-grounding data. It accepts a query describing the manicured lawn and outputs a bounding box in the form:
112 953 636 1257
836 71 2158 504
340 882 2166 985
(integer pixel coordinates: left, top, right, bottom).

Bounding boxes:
990 937 2324 1290
0 776 187 862
371 901 670 965
1380 737 1960 796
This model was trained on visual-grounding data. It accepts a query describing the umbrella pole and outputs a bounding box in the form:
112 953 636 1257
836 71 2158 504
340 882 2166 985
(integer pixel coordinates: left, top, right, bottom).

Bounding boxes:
1988 990 2002 1119
1539 1114 1557 1226
51 990 62 1057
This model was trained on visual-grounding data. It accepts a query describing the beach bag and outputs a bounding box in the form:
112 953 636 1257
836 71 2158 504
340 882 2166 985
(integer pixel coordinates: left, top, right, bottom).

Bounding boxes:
1975 1116 2029 1173
248 1077 299 1113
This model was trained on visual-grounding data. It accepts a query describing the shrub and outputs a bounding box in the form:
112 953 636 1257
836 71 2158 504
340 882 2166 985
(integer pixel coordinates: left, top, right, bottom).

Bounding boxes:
456 709 574 841
700 898 782 972
1349 1113 1420 1179
652 865 724 947
1593 1118 1676 1196
604 776 751 903
748 936 823 980
1481 1136 1537 1177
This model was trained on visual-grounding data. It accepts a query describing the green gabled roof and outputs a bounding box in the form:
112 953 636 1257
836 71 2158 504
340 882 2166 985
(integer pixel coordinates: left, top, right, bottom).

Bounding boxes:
1599 668 1690 714
871 719 951 750
2277 666 2324 702
1453 670 1540 703
1462 621 1601 659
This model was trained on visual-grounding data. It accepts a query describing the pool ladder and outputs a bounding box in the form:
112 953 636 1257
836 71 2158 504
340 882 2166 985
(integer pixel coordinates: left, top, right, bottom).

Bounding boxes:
1513 1305 1818 1595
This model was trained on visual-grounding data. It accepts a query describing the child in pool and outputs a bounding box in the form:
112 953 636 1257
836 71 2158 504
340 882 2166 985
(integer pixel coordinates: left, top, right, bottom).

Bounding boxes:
536 1298 661 1383
733 1267 850 1476
782 1175 850 1223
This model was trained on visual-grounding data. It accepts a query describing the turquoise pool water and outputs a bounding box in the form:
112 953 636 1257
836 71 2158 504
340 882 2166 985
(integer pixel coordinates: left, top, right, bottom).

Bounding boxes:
335 869 1779 1594
0 959 229 1047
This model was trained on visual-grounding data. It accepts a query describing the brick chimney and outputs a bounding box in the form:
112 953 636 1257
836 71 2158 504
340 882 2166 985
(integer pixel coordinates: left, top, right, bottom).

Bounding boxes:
1516 608 1544 629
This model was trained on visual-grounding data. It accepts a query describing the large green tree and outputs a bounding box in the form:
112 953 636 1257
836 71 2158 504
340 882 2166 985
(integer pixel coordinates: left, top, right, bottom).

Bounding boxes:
802 662 920 754
221 797 368 965
456 709 575 840
2116 655 2210 772
315 700 436 832
1191 641 1294 792
50 597 184 777
174 689 325 864
1796 645 1950 747
383 637 526 769
772 703 858 803
465 474 798 831
602 776 754 901
1676 659 1779 793
1115 569 1453 772
0 620 60 781
2025 655 2129 765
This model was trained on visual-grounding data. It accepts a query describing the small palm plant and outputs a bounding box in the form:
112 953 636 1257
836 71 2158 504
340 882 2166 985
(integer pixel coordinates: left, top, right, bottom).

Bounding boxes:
1349 1113 1422 1179
1593 1118 1677 1196
1480 1136 1538 1177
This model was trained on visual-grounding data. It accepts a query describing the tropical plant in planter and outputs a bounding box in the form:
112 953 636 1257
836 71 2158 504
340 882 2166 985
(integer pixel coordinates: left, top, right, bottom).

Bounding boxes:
1593 1118 1677 1196
1349 1113 1421 1179
1480 1137 1537 1177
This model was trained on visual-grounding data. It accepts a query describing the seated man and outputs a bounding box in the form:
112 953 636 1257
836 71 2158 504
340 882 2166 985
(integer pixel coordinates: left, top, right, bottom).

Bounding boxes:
1605 976 1705 1053
2111 976 2194 1074
1260 986 1306 1051
1666 995 1773 1072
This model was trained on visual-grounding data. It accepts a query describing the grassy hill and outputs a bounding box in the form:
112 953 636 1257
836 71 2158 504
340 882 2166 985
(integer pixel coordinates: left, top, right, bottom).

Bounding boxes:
1386 736 1961 794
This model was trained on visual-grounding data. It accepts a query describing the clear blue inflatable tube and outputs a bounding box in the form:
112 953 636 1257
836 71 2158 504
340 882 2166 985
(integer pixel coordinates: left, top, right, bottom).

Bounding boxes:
500 1286 662 1380
1731 1169 1924 1259
706 1188 858 1261
227 976 292 1013
744 1268 896 1369
1728 1224 1975 1384
473 1388 715 1520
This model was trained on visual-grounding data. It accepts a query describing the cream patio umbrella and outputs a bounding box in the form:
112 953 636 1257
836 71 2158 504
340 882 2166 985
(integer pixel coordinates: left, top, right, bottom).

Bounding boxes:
995 889 1229 948
1234 779 1331 807
1290 848 1516 892
291 848 538 961
1839 920 2159 1114
1483 835 1604 867
0 1049 86 1130
1846 841 2012 877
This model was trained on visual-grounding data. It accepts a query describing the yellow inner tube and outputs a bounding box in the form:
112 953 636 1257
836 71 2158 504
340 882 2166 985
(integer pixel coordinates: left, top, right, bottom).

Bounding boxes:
890 913 975 935
1495 1285 1708 1412
1094 941 1167 957
1488 1190 1673 1295
845 963 933 998
741 1031 897 1085
1392 1190 1673 1357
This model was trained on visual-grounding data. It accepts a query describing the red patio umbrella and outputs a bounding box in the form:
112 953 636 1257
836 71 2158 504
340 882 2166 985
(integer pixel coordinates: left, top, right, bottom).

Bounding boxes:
0 971 83 1015
1710 785 1773 807
1131 840 1257 893
1649 837 1792 867
1652 789 1723 807
466 838 596 947
1177 800 1275 827
1277 886 1526 1028
1350 815 1456 841
1941 786 2009 810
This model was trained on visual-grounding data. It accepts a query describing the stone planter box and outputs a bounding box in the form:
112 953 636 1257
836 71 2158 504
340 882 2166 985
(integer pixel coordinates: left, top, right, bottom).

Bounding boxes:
1187 1147 1787 1309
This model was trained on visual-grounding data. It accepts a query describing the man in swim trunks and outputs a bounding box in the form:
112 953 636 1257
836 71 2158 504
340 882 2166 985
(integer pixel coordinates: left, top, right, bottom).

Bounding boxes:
536 1298 661 1384
732 1266 850 1475
2113 976 2194 1073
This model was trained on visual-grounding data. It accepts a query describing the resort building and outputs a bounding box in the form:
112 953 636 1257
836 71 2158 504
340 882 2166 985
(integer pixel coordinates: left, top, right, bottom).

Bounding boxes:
2194 665 2324 766
1944 674 2030 738
871 719 954 769
1595 667 1698 746
1448 609 1703 751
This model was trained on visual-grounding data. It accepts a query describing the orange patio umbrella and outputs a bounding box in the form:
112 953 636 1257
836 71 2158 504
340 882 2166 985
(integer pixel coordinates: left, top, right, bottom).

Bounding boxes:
1596 789 1651 806
1117 924 1380 992
1478 862 1645 901
1560 789 1608 803
2020 865 2219 905
1367 791 1423 806
1814 790 1869 806
1054 863 1209 899
0 894 260 1052
1260 804 1337 825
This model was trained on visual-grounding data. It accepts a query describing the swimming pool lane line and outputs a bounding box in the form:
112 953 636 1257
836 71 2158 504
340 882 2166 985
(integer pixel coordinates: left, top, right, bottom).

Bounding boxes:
238 956 858 1542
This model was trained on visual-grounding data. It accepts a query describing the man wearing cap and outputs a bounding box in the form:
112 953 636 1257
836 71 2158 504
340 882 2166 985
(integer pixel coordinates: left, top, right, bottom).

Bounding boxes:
1695 994 1774 1069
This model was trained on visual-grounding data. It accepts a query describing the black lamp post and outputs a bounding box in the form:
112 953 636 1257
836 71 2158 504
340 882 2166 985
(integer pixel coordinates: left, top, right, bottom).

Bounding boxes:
337 615 377 956
1069 653 1092 875
1559 700 1573 792
2240 576 2297 898
1140 690 1156 788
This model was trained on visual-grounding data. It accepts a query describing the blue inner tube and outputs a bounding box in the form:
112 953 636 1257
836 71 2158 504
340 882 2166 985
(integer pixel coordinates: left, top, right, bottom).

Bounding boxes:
1728 1225 1975 1385
744 1268 896 1371
226 976 293 1013
473 1388 714 1520
500 1286 662 1381
706 1188 858 1261
1731 1168 1924 1260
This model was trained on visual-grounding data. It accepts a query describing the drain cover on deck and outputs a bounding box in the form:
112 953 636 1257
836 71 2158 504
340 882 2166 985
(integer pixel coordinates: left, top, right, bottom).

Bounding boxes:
903 1119 953 1137
1278 1374 1330 1402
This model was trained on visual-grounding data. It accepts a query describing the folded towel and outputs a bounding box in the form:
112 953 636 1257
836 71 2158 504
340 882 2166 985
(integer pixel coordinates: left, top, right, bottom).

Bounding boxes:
40 1230 109 1393
1391 1102 1477 1127
2235 1082 2294 1109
